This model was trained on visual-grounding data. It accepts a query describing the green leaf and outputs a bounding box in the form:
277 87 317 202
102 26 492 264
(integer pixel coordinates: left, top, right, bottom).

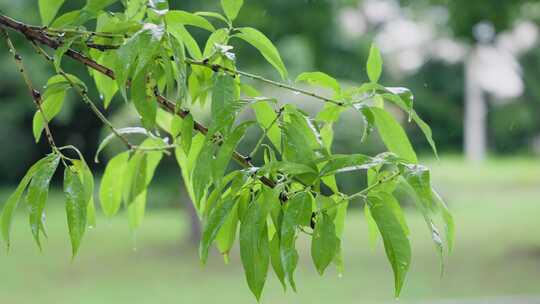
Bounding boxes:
368 107 417 164
123 153 148 206
84 0 118 15
181 113 194 154
32 89 67 142
168 24 202 60
26 153 60 249
381 89 438 158
210 74 239 136
99 152 129 217
282 112 317 165
203 28 230 58
367 44 383 83
411 111 438 158
296 72 340 95
125 139 164 229
63 166 88 257
251 101 281 151
191 140 217 206
195 11 229 25
39 0 65 25
165 10 215 32
127 189 147 230
280 191 313 290
364 203 379 249
434 190 455 253
54 36 76 71
221 0 243 21
235 27 288 79
311 212 340 275
116 25 164 99
239 188 272 301
32 74 82 142
95 127 149 162
212 121 252 185
92 52 118 108
367 194 411 297
215 203 239 260
131 70 157 129
0 154 56 250
269 232 287 291
200 197 237 263
318 154 373 177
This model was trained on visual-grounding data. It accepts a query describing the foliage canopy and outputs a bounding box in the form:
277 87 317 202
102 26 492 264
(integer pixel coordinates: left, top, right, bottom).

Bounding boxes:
0 0 453 300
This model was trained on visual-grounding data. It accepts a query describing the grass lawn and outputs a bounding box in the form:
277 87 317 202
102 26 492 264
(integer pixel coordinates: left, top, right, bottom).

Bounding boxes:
0 157 539 303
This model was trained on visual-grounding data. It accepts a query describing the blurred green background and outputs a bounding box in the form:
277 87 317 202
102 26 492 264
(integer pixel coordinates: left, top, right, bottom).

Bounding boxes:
0 0 539 303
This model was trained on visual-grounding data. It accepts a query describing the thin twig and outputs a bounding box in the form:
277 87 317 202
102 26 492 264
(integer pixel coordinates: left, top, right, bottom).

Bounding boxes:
186 59 345 106
0 26 57 151
29 40 135 150
249 107 283 159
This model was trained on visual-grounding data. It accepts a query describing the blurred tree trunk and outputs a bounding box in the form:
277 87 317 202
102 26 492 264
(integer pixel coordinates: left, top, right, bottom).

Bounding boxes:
464 50 487 162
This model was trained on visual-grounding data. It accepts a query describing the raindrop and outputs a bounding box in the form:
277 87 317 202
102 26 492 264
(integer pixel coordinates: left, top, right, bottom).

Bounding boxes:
99 94 104 100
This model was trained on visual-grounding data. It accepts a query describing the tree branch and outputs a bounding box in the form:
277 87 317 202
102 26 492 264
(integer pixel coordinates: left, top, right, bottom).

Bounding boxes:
0 14 276 188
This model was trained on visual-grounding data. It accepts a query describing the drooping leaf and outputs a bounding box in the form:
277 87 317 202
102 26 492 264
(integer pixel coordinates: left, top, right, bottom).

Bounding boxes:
280 191 313 290
92 52 119 108
0 154 56 250
381 90 438 158
364 203 379 249
115 24 164 99
123 153 148 206
311 212 340 275
39 0 65 25
434 190 455 253
215 202 239 261
32 76 73 142
239 188 272 301
200 197 237 263
235 27 288 79
63 166 88 257
367 194 411 297
367 107 417 164
26 153 60 248
181 113 194 154
125 139 164 230
269 232 287 291
99 152 129 217
221 0 243 21
191 139 216 207
367 44 383 83
210 74 239 136
131 70 157 129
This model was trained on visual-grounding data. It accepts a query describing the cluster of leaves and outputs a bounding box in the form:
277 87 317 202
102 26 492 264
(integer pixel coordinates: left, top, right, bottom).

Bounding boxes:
1 0 454 301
